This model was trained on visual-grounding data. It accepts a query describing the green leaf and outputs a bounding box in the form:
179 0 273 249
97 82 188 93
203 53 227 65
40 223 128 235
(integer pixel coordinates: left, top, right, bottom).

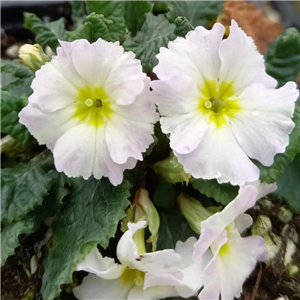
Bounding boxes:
167 1 223 28
123 13 176 73
1 91 34 145
265 28 300 87
153 179 177 208
1 170 70 266
71 1 86 27
66 13 113 42
24 12 66 52
86 1 126 41
1 151 53 225
41 178 131 300
1 213 41 266
273 154 300 213
191 179 239 206
123 1 151 36
1 59 34 98
174 16 194 37
157 205 198 250
257 101 300 183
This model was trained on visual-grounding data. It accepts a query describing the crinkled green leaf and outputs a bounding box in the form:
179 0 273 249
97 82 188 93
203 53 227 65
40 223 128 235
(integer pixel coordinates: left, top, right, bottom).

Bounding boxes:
71 1 86 27
191 179 239 206
257 101 300 183
174 16 194 37
41 178 131 300
124 1 151 36
1 91 34 145
66 13 113 42
1 170 70 266
167 1 223 28
265 28 300 87
1 213 40 266
273 154 300 213
24 12 66 52
157 205 198 250
1 59 34 98
1 151 53 225
86 1 126 41
123 13 176 73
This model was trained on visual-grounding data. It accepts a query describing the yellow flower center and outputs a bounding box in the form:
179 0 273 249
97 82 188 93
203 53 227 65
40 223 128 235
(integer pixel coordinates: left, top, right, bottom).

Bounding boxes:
74 86 113 128
198 81 241 128
218 242 230 256
121 268 145 286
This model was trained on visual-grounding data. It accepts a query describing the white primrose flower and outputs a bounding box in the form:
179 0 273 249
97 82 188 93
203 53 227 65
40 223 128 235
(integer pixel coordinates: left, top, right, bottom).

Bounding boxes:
73 221 201 300
19 39 158 185
151 19 299 185
193 182 277 300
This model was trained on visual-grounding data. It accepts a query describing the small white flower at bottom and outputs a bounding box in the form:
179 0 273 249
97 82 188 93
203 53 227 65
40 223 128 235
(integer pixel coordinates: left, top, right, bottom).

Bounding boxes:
193 182 277 300
73 221 201 300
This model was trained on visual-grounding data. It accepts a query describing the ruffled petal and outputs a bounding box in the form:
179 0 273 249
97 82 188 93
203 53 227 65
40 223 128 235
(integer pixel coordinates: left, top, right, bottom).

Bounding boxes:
193 185 258 260
218 20 277 95
231 82 299 166
73 274 133 300
234 214 253 234
68 39 123 88
104 50 146 105
53 123 97 180
29 62 79 113
150 73 199 116
76 247 125 280
154 22 224 84
19 103 79 150
175 125 259 185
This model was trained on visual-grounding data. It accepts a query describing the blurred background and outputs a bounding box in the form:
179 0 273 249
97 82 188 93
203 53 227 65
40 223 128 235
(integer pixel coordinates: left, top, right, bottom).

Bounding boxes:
2 1 300 59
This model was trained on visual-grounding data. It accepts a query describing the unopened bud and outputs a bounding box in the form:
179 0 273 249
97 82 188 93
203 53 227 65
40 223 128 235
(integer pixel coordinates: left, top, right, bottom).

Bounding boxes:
122 189 160 252
154 152 191 185
178 193 213 234
19 44 50 71
264 233 281 262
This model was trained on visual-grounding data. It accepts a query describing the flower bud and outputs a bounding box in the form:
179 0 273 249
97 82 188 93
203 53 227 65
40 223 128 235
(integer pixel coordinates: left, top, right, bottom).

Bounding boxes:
154 152 191 185
277 206 293 223
178 193 213 234
122 189 160 252
19 44 50 71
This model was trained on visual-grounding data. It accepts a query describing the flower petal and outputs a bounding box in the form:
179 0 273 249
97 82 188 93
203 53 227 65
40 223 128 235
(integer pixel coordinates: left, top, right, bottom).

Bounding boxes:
193 185 258 260
106 80 156 164
93 126 137 186
234 213 253 234
128 285 179 300
218 233 267 299
175 125 259 185
68 39 123 88
76 247 125 280
231 82 299 166
53 123 97 179
73 274 133 300
19 103 79 150
218 19 277 94
104 50 146 105
160 112 209 155
154 22 225 84
29 62 79 113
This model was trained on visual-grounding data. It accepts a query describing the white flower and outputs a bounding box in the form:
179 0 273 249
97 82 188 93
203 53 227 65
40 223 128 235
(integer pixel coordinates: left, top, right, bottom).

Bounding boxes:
73 221 200 300
193 182 277 300
151 19 299 185
19 39 158 185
